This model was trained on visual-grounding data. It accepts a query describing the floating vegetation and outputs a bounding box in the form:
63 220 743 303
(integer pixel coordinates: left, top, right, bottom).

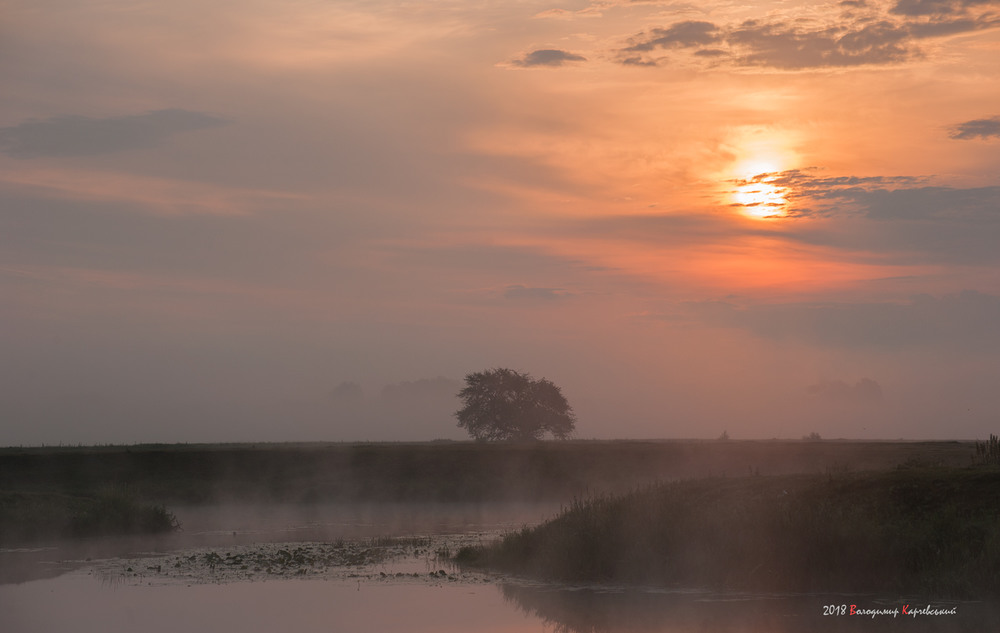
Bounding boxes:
95 534 496 586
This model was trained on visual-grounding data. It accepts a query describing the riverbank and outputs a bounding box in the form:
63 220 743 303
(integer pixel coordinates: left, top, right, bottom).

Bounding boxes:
455 465 1000 598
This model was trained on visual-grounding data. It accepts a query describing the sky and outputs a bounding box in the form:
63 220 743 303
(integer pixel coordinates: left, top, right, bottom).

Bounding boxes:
2 0 999 444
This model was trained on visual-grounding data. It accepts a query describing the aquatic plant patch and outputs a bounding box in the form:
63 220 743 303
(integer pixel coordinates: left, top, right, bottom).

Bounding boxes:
92 534 500 586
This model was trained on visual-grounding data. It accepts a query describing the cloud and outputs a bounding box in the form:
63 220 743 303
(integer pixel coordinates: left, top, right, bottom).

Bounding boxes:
736 169 1000 265
510 49 587 67
622 21 721 52
0 109 227 158
890 0 994 17
533 7 603 20
808 378 883 402
563 167 1000 269
0 166 301 216
849 186 1000 222
765 169 1000 220
619 56 660 66
503 284 568 300
949 116 1000 140
735 19 914 68
693 48 728 58
615 1 1000 69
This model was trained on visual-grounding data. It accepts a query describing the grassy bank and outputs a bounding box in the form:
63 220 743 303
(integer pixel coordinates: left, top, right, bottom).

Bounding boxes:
0 487 179 545
455 465 1000 597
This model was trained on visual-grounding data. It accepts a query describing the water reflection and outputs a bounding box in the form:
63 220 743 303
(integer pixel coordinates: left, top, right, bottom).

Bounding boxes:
0 572 527 633
4 498 1000 633
500 582 1000 632
3 562 999 633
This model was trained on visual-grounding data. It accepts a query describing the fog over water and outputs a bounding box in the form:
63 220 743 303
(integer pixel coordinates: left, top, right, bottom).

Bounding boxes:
4 497 995 633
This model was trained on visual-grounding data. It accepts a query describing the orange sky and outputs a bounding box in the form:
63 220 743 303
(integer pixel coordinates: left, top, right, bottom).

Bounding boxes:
1 0 999 443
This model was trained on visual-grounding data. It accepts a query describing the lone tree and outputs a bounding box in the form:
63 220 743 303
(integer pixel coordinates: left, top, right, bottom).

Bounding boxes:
455 368 575 441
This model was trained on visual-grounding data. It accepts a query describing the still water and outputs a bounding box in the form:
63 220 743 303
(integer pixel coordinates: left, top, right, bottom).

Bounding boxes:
1 502 996 633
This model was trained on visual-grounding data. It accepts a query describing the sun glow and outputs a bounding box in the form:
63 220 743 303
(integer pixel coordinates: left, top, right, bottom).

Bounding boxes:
733 178 788 218
730 159 789 219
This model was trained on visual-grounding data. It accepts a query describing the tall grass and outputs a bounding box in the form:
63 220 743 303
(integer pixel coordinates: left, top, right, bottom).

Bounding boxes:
456 467 1000 597
975 434 1000 465
0 486 178 544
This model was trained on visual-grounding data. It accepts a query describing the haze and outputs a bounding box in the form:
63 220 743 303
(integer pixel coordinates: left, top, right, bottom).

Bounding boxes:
2 0 999 445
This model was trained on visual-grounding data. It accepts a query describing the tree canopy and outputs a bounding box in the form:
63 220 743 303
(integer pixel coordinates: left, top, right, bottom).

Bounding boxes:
455 368 575 441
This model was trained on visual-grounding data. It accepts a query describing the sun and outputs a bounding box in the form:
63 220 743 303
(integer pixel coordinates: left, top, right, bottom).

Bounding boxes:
733 179 787 218
730 158 789 219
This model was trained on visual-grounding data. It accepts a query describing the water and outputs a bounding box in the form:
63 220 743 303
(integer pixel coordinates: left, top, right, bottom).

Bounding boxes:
2 574 530 633
2 502 996 632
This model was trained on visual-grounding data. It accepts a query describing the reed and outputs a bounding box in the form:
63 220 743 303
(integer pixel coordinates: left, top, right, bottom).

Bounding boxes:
974 434 1000 465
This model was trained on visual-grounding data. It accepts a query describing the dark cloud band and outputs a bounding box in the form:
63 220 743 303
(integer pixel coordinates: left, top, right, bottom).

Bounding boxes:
511 49 587 67
616 1 999 69
949 116 1000 140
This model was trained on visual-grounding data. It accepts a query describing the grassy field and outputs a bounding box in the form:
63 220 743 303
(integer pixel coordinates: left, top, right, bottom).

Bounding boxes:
0 439 977 504
455 464 1000 597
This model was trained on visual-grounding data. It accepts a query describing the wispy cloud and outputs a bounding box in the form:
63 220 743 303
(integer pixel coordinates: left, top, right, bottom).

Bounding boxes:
503 284 569 300
0 166 302 216
0 109 227 158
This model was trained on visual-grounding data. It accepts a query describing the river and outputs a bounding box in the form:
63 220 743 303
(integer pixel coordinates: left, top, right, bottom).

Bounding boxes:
1 502 994 632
